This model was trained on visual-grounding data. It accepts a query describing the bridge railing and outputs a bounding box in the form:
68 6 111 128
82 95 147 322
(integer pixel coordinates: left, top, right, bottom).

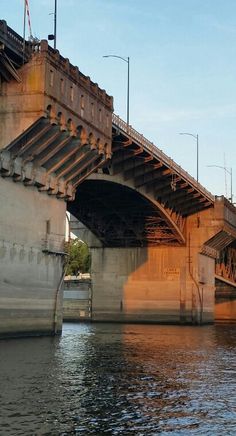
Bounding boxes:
0 20 23 49
112 113 214 202
0 20 32 61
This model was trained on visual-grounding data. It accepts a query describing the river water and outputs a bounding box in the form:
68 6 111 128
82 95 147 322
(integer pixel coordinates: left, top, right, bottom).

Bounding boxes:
0 323 236 435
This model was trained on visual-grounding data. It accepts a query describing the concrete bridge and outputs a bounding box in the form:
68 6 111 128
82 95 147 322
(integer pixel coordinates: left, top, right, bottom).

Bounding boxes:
0 20 236 337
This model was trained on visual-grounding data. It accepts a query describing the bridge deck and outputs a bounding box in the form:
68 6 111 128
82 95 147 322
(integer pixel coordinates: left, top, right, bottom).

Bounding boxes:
112 114 214 217
0 20 31 65
0 20 32 83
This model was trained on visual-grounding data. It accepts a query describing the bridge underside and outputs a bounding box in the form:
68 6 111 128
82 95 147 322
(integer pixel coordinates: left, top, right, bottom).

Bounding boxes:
68 179 184 247
1 116 109 200
110 121 213 217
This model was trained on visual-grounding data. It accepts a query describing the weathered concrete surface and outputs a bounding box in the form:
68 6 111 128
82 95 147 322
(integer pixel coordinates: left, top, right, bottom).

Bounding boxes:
0 40 112 153
0 177 65 337
0 33 112 337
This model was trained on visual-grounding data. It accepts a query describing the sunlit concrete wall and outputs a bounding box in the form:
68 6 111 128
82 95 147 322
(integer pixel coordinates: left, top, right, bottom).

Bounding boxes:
72 210 217 325
0 177 66 337
0 41 112 151
91 245 215 325
215 280 236 323
215 300 236 323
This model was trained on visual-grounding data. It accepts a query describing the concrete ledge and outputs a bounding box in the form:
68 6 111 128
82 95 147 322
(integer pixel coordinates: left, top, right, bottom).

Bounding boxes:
91 312 213 325
90 318 214 326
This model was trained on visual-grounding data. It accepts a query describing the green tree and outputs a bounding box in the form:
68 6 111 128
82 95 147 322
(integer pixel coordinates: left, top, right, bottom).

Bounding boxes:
65 238 91 275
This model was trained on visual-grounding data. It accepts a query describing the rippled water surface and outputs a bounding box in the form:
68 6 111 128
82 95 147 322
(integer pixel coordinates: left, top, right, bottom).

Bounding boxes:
0 323 236 435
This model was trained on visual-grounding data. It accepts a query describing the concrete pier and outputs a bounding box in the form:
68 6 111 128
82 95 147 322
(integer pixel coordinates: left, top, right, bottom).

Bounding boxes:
91 245 215 325
0 177 65 337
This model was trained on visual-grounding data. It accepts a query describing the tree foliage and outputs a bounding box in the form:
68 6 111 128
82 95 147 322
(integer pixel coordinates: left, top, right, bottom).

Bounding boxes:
64 238 91 275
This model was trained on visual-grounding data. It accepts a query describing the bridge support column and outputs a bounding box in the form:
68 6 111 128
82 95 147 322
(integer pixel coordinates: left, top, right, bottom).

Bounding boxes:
0 177 66 337
90 244 215 325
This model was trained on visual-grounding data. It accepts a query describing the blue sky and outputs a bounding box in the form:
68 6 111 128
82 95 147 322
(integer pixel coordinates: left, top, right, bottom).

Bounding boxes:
2 0 236 199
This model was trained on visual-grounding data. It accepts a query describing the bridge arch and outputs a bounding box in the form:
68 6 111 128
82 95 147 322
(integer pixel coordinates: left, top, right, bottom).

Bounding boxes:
67 176 185 247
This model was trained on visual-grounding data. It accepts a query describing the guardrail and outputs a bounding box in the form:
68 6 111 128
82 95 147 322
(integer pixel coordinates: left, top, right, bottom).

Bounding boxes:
0 20 31 61
112 113 214 202
0 20 23 48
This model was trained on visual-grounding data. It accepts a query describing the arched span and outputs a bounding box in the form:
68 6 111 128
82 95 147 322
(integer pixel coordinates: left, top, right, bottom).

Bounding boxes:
67 179 185 247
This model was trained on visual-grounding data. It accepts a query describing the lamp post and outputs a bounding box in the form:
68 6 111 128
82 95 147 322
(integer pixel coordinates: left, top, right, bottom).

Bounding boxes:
103 54 130 127
179 132 199 182
207 165 233 203
54 0 57 50
48 0 57 49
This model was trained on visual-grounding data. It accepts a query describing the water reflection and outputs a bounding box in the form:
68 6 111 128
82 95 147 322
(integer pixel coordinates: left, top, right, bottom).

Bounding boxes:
0 323 235 435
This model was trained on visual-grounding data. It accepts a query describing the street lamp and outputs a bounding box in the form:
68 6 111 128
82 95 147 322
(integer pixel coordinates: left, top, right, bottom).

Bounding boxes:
103 54 130 127
48 0 57 49
207 165 233 203
179 132 199 182
53 0 57 50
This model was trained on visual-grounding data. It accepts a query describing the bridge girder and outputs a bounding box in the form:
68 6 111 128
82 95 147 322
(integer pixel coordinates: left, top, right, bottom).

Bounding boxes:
123 156 157 181
111 121 214 220
166 189 201 204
